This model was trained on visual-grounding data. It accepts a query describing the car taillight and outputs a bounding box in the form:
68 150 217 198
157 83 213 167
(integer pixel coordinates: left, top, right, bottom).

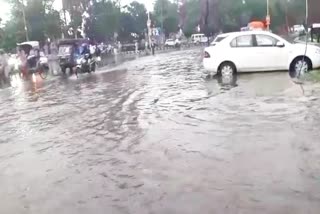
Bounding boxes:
204 51 210 58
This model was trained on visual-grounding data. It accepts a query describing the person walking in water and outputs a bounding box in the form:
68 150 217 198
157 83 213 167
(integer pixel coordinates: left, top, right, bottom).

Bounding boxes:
135 41 139 54
151 39 155 55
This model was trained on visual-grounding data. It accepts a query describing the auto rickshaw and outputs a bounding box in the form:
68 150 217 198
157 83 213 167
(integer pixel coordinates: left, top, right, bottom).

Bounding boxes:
310 23 320 43
17 41 49 79
58 38 90 74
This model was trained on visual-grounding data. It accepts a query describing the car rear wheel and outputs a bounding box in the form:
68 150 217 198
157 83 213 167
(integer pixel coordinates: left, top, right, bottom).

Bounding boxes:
219 62 236 77
290 57 312 78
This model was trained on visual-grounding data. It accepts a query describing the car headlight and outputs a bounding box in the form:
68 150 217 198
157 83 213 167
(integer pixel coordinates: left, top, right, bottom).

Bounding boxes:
77 58 83 64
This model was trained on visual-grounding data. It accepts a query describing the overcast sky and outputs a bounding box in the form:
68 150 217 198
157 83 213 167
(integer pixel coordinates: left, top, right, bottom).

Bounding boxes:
0 0 155 22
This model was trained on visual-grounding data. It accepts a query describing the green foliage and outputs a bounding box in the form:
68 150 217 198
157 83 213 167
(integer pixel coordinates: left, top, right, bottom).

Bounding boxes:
1 0 62 50
0 0 311 51
126 1 148 35
92 0 121 41
153 0 179 35
183 0 201 36
118 1 148 40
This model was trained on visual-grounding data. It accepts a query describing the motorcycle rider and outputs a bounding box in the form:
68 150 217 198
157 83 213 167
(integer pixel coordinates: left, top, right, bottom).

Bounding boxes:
81 43 90 56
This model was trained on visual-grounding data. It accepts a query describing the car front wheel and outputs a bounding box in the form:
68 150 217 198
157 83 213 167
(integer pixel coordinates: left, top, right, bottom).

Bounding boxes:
290 57 312 78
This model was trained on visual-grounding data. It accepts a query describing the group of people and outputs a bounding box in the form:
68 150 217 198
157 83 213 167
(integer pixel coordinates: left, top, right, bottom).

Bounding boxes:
0 43 49 84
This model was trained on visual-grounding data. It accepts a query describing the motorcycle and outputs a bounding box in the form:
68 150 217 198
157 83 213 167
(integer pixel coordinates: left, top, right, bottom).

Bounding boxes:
75 53 96 77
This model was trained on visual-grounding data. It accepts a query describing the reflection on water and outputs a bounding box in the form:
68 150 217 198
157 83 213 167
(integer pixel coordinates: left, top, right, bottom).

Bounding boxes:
216 74 238 90
0 49 320 214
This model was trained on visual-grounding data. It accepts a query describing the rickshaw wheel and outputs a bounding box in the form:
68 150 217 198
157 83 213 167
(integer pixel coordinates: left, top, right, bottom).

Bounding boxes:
39 67 49 79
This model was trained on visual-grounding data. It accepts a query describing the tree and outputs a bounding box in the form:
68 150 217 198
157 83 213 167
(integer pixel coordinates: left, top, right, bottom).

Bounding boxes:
153 0 179 35
126 1 148 35
92 0 120 41
0 0 61 50
183 0 201 36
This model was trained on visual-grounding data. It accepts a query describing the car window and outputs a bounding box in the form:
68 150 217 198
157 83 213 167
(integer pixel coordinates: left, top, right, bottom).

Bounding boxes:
230 35 253 47
256 34 278 47
214 35 228 43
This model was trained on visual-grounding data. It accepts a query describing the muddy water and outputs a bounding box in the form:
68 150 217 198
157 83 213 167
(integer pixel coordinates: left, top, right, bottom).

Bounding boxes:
0 49 320 214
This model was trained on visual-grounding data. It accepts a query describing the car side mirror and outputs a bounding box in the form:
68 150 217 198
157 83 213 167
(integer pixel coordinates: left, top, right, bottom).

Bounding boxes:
276 41 285 48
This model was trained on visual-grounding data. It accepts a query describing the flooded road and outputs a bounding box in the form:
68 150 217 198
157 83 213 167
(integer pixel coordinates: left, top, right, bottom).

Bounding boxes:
1 49 320 214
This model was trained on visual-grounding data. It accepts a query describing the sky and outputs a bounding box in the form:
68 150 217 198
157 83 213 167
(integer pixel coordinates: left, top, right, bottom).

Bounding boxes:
0 0 154 22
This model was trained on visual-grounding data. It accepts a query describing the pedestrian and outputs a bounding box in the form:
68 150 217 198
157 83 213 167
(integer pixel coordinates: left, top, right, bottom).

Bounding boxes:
135 41 139 54
43 43 48 55
18 49 27 77
0 50 8 84
145 41 148 51
151 40 155 55
118 41 122 54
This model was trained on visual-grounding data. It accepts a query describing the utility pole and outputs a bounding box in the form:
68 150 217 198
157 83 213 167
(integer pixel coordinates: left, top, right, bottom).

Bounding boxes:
266 0 270 30
306 0 308 24
147 11 152 49
19 0 29 41
161 0 164 44
161 0 164 31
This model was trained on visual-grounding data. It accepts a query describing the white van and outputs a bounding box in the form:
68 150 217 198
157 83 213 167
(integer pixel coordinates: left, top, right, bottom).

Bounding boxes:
191 34 208 44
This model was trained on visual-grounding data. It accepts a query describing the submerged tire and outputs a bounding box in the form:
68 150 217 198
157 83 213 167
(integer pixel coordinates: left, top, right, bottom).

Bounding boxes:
219 62 236 77
289 57 312 78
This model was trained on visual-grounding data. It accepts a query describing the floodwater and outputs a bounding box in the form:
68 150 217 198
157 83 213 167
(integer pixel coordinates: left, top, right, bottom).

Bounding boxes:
0 49 320 214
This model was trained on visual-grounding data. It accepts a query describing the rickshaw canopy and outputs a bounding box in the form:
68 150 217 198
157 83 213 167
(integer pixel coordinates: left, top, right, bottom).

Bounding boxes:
17 41 40 49
17 41 40 55
58 38 90 46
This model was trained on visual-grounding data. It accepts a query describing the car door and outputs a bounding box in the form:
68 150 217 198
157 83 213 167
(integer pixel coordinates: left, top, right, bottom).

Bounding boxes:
254 34 288 71
229 34 257 71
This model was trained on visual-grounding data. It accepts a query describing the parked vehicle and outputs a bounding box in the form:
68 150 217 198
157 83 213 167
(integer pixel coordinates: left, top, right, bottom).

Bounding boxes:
165 39 181 47
203 31 320 77
17 41 49 79
191 34 208 44
310 23 320 43
292 25 305 33
58 38 89 74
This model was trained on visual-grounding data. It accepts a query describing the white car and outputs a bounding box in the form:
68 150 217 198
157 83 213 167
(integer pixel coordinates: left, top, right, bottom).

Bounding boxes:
203 31 320 77
165 39 180 47
191 34 208 44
